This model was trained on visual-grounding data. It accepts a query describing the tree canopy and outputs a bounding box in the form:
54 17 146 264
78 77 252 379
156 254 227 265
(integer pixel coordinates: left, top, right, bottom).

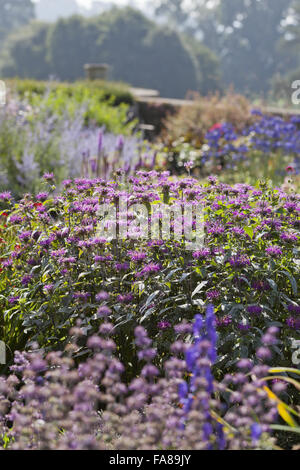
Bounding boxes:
0 0 35 45
154 0 296 95
0 7 221 98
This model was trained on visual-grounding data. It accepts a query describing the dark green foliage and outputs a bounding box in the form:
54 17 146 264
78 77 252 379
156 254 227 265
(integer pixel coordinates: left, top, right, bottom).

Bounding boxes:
0 22 50 80
155 0 296 96
0 7 220 99
0 0 35 45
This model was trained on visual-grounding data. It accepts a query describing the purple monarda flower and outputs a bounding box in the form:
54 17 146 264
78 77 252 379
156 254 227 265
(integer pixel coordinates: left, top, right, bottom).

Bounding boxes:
117 293 134 304
115 262 130 272
288 304 300 315
128 251 147 262
192 248 210 259
73 292 90 301
43 172 55 182
21 274 33 286
9 215 23 224
229 254 251 268
36 192 49 202
251 280 270 292
237 323 251 331
94 255 113 263
96 291 110 302
286 317 300 330
237 359 253 370
8 296 20 304
0 191 12 201
157 321 171 330
136 263 161 278
265 245 283 257
216 315 232 327
19 231 32 242
280 232 298 243
206 290 220 300
43 284 54 294
247 305 262 315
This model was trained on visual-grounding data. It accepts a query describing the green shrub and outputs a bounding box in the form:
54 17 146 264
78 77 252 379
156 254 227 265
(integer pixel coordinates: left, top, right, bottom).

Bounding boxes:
7 78 135 107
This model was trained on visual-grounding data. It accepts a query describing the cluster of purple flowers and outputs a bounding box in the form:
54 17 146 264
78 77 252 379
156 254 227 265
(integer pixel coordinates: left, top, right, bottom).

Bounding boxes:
0 306 280 450
202 112 300 174
0 173 298 382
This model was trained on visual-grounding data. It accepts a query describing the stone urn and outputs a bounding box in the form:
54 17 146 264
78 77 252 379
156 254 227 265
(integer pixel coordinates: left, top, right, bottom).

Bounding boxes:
84 64 109 81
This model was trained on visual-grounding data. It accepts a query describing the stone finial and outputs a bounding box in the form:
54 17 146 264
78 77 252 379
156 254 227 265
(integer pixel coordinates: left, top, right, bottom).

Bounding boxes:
84 64 109 81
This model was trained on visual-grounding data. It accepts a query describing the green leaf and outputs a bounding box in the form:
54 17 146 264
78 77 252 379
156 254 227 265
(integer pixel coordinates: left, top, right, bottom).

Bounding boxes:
244 226 254 239
270 425 300 435
278 270 298 296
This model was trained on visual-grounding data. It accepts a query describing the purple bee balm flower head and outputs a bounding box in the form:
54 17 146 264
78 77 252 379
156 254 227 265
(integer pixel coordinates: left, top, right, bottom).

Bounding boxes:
9 215 23 224
247 305 262 315
174 321 193 335
288 304 300 315
216 315 232 327
141 364 159 378
96 291 110 302
94 255 113 263
99 322 114 335
286 317 300 330
73 292 90 301
206 290 220 300
136 263 161 278
8 296 20 304
43 172 55 182
184 160 194 170
265 245 283 257
21 274 33 286
251 280 270 292
117 293 134 304
192 248 210 259
19 231 32 242
129 251 147 262
36 192 48 202
157 321 171 330
237 323 251 331
115 262 130 272
43 284 54 294
280 232 298 243
0 191 12 201
138 348 157 362
229 254 251 268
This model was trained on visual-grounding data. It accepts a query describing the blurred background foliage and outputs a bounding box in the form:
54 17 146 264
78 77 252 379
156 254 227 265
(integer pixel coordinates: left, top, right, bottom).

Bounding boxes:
0 6 220 99
0 0 300 101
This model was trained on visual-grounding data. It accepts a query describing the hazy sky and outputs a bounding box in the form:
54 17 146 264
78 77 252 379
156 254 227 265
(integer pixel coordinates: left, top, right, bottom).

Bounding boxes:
32 0 146 7
77 0 145 6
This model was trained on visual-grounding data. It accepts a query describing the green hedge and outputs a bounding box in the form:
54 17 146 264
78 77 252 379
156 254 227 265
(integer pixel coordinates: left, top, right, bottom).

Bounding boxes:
6 78 135 106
